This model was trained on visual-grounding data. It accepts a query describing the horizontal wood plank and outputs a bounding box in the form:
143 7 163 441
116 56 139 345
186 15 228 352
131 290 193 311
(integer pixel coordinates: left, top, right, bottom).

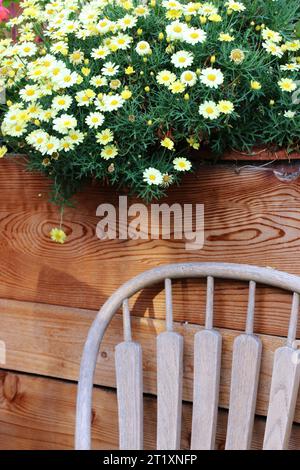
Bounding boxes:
1 159 300 337
0 371 299 450
1 299 300 422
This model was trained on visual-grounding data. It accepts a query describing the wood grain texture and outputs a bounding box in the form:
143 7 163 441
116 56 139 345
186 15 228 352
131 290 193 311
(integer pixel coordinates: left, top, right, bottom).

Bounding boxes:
157 332 183 450
1 158 300 337
1 298 300 422
263 347 300 450
115 341 143 450
0 371 300 450
225 334 262 450
191 329 222 450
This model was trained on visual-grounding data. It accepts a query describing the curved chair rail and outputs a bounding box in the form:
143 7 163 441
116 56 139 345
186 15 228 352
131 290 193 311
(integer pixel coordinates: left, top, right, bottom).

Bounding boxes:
75 262 300 449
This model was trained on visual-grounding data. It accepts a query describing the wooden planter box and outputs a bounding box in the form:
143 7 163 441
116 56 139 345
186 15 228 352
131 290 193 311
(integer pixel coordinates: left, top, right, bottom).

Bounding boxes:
0 154 300 449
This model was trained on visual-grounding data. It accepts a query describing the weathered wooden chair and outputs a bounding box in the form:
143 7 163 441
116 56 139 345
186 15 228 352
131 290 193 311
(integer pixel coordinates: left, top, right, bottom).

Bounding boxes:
75 262 300 450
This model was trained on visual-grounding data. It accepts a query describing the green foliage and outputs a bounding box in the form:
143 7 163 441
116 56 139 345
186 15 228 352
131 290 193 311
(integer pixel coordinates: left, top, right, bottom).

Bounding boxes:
1 0 300 206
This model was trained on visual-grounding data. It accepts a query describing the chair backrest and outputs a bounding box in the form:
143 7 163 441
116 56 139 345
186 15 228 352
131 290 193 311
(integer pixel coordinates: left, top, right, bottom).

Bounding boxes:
75 262 300 450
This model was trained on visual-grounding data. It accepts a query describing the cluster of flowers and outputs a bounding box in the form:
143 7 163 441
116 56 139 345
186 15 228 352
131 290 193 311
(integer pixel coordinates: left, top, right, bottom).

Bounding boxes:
0 0 299 210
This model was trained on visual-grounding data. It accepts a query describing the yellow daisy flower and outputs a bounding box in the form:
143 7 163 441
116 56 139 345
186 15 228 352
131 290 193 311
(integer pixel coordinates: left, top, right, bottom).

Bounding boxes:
50 228 67 244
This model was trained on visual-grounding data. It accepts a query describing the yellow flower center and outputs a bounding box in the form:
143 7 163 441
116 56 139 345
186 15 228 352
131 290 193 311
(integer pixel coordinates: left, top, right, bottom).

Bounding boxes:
184 72 193 80
173 25 182 33
207 74 216 81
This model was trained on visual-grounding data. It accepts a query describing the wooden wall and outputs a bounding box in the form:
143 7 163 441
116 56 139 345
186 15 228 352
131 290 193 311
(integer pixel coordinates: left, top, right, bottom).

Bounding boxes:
0 156 300 449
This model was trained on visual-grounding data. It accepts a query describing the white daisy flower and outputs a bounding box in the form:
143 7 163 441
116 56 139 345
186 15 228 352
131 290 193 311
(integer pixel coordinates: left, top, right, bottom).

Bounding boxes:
52 95 73 111
180 70 197 86
101 61 119 77
53 114 77 134
284 40 300 52
26 103 44 118
91 45 110 60
99 94 125 112
156 70 177 86
61 20 79 35
135 41 152 56
183 2 200 16
183 27 207 45
262 28 282 44
59 137 76 152
278 78 297 93
90 75 108 87
162 0 182 10
166 21 188 41
75 89 95 107
19 84 40 102
39 54 57 70
118 15 137 31
2 121 28 137
79 7 98 24
56 70 78 88
50 41 68 55
134 5 150 17
40 136 60 155
199 100 221 120
143 167 163 185
198 2 219 17
85 112 105 129
173 157 192 171
49 61 68 80
230 48 245 64
96 19 113 34
26 130 49 149
27 66 46 81
262 40 284 57
110 34 132 51
68 130 85 145
17 41 37 57
171 50 194 69
200 67 224 89
96 128 114 145
101 144 118 160
280 63 300 71
224 1 246 12
69 50 84 65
